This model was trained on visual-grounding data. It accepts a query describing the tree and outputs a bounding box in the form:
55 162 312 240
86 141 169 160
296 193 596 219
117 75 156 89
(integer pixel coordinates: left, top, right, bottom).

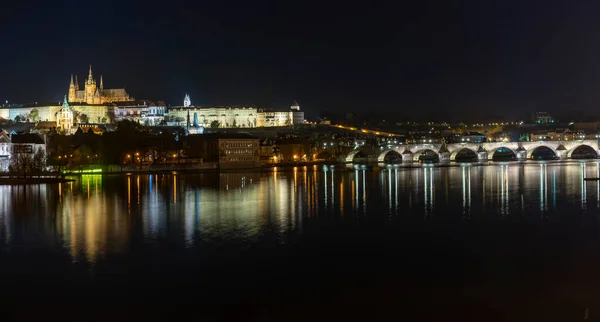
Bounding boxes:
72 110 80 123
9 149 32 178
29 109 40 122
80 113 89 123
101 117 107 124
14 115 22 123
32 147 46 177
105 111 115 123
232 119 237 128
210 120 220 128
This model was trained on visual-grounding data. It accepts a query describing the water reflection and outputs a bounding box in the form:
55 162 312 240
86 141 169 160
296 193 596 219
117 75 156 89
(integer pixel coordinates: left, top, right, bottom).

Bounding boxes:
462 166 471 217
2 163 600 262
540 164 548 213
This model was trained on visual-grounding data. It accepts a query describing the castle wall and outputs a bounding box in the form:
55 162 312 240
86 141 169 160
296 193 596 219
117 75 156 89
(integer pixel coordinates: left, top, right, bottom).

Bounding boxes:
0 108 9 120
168 107 258 128
71 105 112 123
168 107 304 128
3 105 112 123
7 106 60 122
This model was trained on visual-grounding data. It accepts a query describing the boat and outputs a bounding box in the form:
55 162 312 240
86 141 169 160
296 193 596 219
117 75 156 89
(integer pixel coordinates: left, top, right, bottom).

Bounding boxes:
584 178 600 181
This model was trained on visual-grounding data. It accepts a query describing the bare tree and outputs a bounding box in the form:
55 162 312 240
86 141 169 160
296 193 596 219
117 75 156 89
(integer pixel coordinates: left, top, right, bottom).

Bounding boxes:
9 151 32 178
32 147 46 177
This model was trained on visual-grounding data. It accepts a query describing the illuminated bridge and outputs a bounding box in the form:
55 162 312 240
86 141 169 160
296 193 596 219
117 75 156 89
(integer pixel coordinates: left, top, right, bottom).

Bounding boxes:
345 140 600 163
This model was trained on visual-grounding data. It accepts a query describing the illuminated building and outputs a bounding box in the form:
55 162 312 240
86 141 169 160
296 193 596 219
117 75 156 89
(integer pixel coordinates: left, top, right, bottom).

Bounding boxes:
56 96 74 134
113 101 166 125
183 94 191 107
68 65 133 104
184 133 260 168
0 133 47 172
0 133 10 171
168 95 305 128
534 112 553 124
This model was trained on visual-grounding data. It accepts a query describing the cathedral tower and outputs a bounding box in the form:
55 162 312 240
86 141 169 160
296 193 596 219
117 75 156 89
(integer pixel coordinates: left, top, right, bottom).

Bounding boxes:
68 74 76 102
184 94 191 107
84 65 97 103
67 65 132 104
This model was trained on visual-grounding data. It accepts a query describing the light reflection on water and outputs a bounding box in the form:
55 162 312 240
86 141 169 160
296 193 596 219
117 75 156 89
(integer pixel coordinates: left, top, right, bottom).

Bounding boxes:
1 162 600 263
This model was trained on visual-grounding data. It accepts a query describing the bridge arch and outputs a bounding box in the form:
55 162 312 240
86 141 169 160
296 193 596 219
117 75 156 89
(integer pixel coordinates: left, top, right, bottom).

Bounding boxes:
345 150 363 163
567 144 599 159
412 149 439 162
450 147 477 161
377 149 402 163
487 147 517 161
527 145 557 160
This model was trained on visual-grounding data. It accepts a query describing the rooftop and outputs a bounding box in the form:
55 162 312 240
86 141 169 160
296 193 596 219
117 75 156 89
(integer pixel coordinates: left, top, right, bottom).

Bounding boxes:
187 133 257 140
11 133 45 144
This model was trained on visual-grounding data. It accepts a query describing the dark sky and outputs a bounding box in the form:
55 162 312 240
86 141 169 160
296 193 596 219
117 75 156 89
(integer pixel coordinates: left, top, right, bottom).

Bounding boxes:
1 0 600 121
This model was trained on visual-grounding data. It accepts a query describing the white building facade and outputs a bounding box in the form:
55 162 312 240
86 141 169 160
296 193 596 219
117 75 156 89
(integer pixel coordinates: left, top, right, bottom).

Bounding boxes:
167 96 304 128
113 101 166 126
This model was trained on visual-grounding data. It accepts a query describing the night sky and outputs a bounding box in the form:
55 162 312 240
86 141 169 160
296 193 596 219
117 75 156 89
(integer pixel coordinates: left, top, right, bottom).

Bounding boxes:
1 0 600 122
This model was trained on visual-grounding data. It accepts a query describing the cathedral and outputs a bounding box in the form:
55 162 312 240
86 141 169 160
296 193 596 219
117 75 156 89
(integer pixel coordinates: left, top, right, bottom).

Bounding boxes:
68 65 133 104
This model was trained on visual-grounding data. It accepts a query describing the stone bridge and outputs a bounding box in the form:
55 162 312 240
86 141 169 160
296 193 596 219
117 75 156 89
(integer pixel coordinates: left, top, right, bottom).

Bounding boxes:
344 140 599 163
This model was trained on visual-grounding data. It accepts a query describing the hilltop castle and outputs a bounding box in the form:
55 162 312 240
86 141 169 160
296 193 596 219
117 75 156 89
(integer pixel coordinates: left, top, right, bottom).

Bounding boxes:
68 65 133 104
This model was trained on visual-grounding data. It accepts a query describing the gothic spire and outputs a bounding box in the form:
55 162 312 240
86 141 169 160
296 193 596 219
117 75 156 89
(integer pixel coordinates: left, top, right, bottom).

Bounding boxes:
75 75 79 90
70 74 74 86
186 110 191 132
88 65 93 84
184 93 191 107
100 75 103 90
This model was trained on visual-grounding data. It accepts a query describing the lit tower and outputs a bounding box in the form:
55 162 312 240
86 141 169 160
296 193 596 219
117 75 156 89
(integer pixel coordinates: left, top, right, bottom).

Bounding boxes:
291 100 300 111
184 94 191 107
84 65 96 103
57 95 74 133
186 110 191 134
68 74 76 102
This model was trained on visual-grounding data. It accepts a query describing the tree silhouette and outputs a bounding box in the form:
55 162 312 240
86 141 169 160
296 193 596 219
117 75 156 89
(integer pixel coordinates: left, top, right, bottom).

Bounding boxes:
32 147 46 177
29 109 40 122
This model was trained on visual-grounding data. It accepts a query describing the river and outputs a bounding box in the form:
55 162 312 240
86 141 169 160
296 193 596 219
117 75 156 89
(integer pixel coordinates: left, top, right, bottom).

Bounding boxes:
2 162 600 321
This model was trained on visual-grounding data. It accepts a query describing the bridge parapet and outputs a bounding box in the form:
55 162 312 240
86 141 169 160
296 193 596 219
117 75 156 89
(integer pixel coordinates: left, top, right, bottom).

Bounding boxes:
346 140 599 163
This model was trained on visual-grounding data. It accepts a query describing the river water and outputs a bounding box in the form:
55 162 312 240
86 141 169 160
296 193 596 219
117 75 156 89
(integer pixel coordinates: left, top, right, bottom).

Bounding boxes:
2 162 600 321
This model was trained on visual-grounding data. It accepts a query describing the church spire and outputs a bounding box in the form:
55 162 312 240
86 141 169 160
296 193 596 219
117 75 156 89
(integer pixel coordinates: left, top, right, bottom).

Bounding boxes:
75 75 79 90
70 74 74 86
184 93 191 107
100 75 103 91
88 65 93 84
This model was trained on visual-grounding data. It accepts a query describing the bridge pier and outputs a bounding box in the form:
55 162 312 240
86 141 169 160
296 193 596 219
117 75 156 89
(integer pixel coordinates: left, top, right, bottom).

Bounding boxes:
401 150 413 162
439 152 450 162
477 152 488 162
556 150 567 160
516 149 527 160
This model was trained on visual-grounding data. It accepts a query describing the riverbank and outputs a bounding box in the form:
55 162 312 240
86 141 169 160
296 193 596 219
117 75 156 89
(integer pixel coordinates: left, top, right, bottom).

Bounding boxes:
50 158 600 176
0 177 75 185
